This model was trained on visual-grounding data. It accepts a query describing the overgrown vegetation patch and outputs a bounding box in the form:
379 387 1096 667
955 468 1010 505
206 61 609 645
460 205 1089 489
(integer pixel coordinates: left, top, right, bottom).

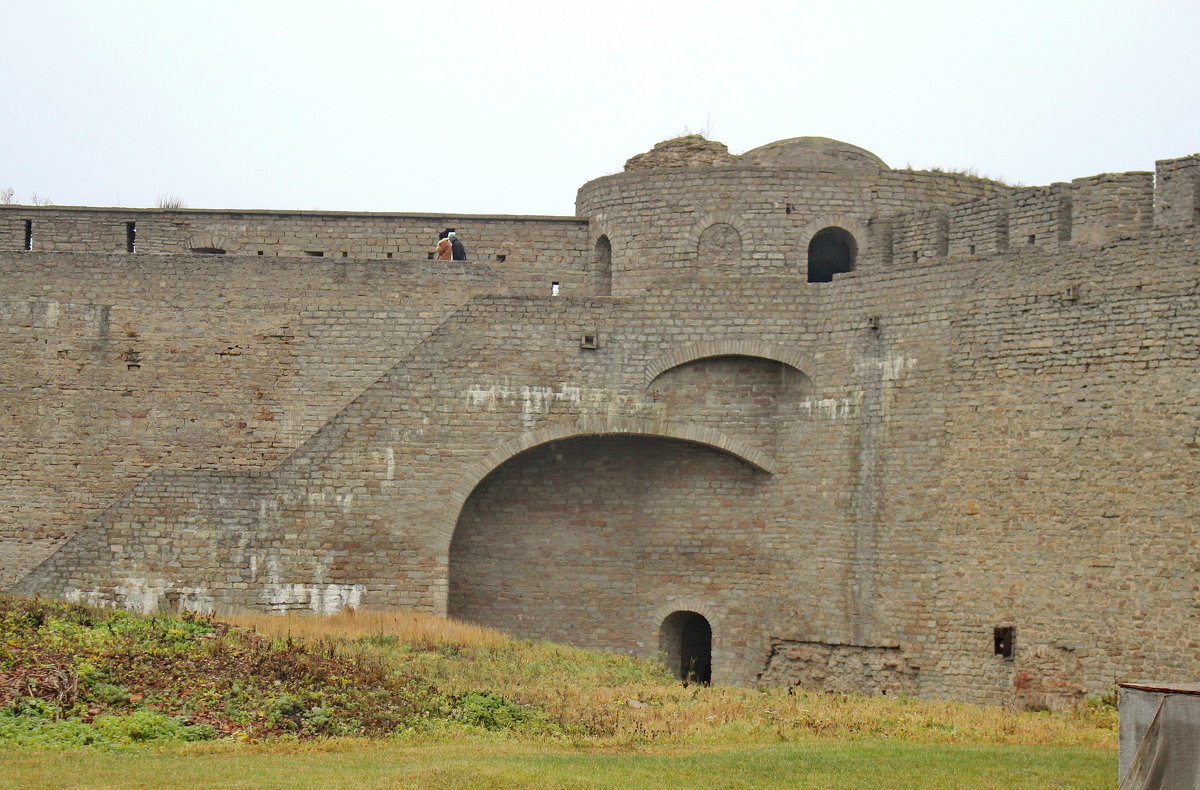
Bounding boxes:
0 596 1118 753
0 596 530 746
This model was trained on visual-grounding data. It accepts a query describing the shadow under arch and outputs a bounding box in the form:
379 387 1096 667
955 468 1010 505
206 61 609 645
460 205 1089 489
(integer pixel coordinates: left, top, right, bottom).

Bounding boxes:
445 430 766 646
435 416 777 554
643 340 816 390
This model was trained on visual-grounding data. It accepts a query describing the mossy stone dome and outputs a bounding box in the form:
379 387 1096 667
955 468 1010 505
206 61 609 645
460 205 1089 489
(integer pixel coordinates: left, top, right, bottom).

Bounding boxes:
739 137 887 170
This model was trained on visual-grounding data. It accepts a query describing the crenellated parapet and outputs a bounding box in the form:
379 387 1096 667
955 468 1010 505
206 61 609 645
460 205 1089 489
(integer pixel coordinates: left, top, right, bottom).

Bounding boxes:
1155 154 1200 229
876 155 1194 269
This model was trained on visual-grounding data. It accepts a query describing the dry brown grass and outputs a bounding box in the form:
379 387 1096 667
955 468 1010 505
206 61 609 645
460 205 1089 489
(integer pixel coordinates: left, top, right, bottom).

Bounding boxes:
217 609 1116 750
222 608 506 649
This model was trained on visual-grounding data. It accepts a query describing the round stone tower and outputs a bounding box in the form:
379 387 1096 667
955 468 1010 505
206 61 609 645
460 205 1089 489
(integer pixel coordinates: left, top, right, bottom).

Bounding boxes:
576 135 1009 295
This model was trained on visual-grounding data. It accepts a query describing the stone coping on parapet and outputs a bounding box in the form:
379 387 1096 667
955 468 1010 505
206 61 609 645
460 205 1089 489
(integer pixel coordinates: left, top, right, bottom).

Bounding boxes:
1119 682 1200 696
0 204 586 223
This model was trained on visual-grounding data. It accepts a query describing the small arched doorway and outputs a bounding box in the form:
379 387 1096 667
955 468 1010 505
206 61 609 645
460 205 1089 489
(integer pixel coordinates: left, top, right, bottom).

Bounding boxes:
660 611 712 685
806 226 857 282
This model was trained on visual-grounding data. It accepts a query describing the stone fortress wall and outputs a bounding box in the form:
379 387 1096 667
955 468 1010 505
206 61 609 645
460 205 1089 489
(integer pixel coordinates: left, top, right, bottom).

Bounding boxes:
3 135 1198 708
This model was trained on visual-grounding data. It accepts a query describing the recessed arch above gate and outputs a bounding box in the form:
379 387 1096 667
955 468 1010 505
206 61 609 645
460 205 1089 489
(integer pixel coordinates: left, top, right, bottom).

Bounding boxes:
643 340 816 390
436 417 777 546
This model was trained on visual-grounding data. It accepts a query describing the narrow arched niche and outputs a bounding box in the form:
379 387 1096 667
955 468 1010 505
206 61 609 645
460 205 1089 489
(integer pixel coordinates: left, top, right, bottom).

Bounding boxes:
807 227 857 282
660 610 712 684
697 223 742 266
593 235 612 296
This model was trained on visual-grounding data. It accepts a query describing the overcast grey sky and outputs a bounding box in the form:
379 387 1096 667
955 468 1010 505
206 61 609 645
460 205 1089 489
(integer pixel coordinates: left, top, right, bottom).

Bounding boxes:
3 0 1197 216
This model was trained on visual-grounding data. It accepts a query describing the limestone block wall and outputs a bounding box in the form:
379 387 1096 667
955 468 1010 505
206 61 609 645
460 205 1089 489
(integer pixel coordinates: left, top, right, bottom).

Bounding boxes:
929 229 1200 707
0 208 591 296
5 139 1200 707
0 251 500 588
13 269 969 688
575 165 1008 295
1154 155 1200 229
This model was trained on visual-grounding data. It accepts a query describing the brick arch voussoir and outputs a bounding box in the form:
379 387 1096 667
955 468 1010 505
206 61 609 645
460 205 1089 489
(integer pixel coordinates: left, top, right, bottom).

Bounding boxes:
799 216 870 254
686 211 749 249
184 233 233 254
589 218 614 251
653 598 721 632
436 417 777 550
644 340 816 390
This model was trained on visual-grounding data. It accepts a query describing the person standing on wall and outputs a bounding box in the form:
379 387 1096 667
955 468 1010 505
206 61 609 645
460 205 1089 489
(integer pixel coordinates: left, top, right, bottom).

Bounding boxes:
449 230 466 261
434 230 452 261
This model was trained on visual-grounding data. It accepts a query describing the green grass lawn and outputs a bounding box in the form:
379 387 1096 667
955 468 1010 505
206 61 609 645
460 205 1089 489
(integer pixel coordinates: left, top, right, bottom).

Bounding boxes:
0 597 1118 788
1 739 1115 790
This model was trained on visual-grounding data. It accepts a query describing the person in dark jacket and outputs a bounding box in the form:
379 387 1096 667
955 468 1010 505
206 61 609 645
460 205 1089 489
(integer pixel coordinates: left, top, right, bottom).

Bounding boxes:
449 231 466 260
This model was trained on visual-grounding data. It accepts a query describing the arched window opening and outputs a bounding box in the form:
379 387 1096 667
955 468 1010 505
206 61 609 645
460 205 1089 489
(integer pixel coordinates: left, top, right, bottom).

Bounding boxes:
697 223 742 267
807 227 857 283
660 611 712 685
593 235 612 296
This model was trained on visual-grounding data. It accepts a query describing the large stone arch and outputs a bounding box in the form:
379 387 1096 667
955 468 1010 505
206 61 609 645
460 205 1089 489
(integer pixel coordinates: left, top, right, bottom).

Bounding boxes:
437 416 776 543
446 428 775 658
644 340 816 390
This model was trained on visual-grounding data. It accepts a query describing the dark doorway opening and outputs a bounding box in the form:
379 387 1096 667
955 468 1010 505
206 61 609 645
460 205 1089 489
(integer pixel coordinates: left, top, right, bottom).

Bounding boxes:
660 610 712 685
807 226 857 283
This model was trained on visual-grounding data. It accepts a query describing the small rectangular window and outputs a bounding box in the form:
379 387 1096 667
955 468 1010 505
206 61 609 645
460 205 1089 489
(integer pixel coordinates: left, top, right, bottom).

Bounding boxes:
126 222 137 253
551 281 560 296
24 220 33 251
993 626 1015 659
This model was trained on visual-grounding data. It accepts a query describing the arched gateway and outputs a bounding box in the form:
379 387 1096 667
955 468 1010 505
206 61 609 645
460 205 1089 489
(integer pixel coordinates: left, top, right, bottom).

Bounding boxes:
660 611 712 684
447 432 769 675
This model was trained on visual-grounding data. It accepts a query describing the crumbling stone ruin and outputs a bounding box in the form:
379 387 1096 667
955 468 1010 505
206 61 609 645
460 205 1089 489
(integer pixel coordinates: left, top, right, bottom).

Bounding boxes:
3 136 1198 708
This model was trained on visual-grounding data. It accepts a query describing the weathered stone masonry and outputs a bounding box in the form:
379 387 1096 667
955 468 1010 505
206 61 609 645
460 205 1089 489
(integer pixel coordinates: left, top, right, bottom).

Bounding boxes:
3 135 1199 707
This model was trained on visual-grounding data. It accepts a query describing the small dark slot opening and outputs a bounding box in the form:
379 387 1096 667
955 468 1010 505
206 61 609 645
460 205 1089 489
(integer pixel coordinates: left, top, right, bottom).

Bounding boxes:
304 250 324 257
968 244 976 255
1028 234 1036 245
496 254 507 263
993 626 1015 659
24 220 33 251
342 251 348 258
386 252 393 259
191 247 226 255
912 251 919 262
126 222 137 253
257 250 264 256
785 203 795 214
427 252 434 260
